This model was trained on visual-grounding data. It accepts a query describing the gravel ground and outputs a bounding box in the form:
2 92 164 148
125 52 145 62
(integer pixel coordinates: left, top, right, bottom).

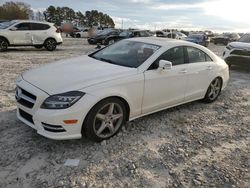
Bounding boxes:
0 38 249 188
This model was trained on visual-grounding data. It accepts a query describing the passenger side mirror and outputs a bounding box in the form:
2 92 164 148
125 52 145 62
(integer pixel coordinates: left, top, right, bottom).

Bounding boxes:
10 27 17 31
158 60 172 70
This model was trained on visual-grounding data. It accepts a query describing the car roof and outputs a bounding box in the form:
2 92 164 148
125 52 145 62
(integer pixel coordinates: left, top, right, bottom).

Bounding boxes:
126 37 193 47
12 20 53 25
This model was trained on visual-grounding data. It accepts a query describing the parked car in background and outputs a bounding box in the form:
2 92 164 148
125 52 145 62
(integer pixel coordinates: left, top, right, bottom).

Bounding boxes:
103 30 151 45
0 20 62 51
154 31 187 40
154 30 168 37
16 38 229 141
185 34 209 47
223 33 250 67
174 32 187 40
70 27 89 38
213 33 240 45
87 29 121 45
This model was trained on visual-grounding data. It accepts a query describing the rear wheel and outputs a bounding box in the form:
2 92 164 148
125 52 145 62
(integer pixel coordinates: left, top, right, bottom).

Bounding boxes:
83 98 127 142
76 33 81 38
108 39 115 45
44 39 57 51
0 38 8 52
203 78 222 103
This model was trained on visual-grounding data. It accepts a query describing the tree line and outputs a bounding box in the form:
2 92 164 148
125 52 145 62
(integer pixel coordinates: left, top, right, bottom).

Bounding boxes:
0 1 115 28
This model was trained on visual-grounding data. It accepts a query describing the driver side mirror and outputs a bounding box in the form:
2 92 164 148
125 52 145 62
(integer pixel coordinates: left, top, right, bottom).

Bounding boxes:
9 27 17 31
158 60 172 70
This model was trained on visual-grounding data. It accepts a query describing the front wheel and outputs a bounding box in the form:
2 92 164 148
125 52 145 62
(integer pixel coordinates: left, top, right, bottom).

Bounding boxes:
44 39 57 51
203 78 222 103
83 98 127 142
0 38 8 52
108 39 115 45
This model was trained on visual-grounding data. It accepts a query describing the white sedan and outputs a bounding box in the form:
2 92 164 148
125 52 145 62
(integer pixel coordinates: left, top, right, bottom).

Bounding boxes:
16 38 229 141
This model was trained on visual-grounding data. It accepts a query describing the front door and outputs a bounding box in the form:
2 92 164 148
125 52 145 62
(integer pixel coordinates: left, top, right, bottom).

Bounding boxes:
9 22 32 45
142 46 188 114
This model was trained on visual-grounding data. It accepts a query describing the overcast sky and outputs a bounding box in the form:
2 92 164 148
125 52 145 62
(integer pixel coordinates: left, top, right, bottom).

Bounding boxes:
1 0 249 32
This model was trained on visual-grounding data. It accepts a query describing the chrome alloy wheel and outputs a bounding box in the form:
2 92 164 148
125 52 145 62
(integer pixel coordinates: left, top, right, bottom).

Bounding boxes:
208 78 221 101
93 103 124 138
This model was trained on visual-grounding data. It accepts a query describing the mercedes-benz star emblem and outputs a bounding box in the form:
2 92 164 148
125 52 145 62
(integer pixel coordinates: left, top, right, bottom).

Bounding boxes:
15 87 22 101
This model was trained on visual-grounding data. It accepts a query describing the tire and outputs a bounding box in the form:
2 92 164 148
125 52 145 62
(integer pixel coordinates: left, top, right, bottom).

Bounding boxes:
108 39 115 45
34 45 43 49
0 38 8 52
44 38 57 51
203 77 222 103
83 98 127 142
76 34 81 38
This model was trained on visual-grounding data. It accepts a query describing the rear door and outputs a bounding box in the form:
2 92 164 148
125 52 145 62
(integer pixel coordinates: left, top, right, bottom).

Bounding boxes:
30 23 50 45
184 46 215 101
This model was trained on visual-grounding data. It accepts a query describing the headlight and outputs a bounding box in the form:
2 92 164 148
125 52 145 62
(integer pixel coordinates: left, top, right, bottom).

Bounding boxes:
226 45 233 50
41 91 85 109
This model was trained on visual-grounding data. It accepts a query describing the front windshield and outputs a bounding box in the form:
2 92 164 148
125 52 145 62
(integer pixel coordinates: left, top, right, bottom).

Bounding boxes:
96 29 113 36
119 31 131 37
0 21 16 29
239 34 250 43
89 40 161 68
189 34 202 39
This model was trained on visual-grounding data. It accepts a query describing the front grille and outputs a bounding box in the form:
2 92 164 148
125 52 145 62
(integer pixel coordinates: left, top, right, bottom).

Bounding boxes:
42 122 66 133
19 109 34 124
16 87 36 108
231 50 250 57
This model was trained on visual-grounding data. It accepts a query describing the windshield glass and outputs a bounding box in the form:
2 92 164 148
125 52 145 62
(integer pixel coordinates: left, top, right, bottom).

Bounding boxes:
96 29 113 36
188 34 202 39
239 34 250 43
0 21 16 29
89 40 161 68
119 31 131 37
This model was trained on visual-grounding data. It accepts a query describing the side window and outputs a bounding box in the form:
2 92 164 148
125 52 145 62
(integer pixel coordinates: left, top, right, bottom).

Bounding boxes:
148 46 185 70
140 31 148 37
31 23 50 30
134 32 140 37
15 23 31 31
162 47 185 66
205 54 213 62
186 47 206 63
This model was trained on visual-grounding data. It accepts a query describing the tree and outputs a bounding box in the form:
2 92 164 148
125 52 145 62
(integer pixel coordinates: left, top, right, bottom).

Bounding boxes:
43 6 115 28
0 1 32 20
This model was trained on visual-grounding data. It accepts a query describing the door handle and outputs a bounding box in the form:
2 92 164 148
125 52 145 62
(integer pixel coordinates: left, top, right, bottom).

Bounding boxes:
179 69 187 74
207 66 212 70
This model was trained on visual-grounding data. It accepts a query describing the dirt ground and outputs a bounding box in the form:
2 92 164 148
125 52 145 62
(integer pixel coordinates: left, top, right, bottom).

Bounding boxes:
0 37 249 188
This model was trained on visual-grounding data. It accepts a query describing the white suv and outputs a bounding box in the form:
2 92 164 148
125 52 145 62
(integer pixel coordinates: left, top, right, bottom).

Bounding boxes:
0 20 63 51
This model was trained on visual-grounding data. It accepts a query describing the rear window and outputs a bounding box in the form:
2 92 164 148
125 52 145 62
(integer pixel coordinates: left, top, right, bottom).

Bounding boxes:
239 34 250 43
30 23 50 30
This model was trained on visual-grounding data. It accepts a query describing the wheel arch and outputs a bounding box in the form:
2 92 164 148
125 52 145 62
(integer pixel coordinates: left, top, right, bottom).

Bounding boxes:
43 37 57 44
0 36 10 45
82 95 131 127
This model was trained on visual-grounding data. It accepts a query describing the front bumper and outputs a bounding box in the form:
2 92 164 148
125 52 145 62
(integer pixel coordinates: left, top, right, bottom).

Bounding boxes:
16 79 98 140
223 48 250 66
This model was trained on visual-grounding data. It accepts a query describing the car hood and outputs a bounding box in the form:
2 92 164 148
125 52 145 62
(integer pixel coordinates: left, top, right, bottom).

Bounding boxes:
229 42 250 49
185 38 199 42
22 55 137 95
